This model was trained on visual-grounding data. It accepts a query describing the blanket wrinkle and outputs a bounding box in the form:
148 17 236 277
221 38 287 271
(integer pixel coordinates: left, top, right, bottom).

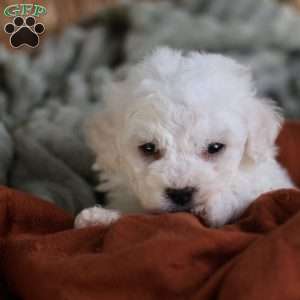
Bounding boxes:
0 121 300 300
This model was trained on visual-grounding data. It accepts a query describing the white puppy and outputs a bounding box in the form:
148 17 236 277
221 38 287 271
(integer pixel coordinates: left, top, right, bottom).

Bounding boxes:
75 47 294 229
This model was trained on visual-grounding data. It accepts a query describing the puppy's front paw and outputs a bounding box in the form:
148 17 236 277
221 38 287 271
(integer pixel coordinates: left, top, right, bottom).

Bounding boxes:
74 206 120 229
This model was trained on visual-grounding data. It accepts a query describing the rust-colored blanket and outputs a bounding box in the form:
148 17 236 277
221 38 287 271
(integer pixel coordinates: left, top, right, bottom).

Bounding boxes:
1 121 300 300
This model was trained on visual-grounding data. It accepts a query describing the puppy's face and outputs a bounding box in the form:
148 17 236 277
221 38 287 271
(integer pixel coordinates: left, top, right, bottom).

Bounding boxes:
121 98 249 213
88 48 282 214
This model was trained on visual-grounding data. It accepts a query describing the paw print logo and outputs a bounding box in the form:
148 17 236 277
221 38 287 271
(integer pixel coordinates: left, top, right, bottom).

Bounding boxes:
4 16 45 48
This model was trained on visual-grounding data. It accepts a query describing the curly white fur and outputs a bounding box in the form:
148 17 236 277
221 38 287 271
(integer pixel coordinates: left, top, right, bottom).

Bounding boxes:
75 47 294 229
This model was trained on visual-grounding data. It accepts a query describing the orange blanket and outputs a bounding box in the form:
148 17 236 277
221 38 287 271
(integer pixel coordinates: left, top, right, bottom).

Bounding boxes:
1 121 300 300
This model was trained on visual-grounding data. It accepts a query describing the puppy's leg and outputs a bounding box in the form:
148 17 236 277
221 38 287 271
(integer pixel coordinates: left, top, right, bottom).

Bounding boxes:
74 206 120 229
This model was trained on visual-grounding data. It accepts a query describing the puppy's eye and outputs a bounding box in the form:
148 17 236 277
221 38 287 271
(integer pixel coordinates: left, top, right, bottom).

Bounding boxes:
139 143 161 159
207 143 225 155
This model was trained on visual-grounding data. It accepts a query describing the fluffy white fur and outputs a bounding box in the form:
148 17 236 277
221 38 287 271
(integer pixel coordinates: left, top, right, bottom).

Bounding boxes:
75 47 294 228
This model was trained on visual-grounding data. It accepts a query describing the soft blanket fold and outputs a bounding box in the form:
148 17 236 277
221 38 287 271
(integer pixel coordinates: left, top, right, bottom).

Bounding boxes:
0 121 300 300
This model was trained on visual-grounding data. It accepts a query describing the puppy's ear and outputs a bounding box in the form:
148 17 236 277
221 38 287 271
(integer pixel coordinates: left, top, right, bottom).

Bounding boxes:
244 98 283 163
84 110 121 175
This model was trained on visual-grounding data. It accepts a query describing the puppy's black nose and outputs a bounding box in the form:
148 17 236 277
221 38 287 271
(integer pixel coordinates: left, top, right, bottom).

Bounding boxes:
165 187 196 206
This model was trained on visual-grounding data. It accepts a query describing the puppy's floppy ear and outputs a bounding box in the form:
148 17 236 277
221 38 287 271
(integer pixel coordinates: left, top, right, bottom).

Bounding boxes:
244 98 283 163
84 110 121 174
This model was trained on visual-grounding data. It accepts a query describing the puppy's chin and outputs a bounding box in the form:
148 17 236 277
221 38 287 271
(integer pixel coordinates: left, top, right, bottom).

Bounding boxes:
139 195 193 214
147 206 192 214
137 195 172 214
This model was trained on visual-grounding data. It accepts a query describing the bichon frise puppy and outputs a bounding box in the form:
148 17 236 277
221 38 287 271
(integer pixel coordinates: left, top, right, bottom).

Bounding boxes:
75 47 294 229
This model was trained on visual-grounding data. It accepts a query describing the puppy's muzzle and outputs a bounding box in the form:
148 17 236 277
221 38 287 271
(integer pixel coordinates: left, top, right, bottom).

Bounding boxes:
165 187 196 207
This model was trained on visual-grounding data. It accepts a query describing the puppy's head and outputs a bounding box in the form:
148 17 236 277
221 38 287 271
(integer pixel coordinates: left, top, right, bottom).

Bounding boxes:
87 47 283 212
